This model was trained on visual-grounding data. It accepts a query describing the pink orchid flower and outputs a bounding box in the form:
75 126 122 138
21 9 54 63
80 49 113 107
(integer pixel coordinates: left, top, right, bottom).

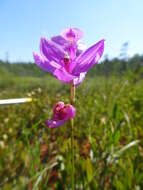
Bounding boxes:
45 102 76 128
33 28 104 85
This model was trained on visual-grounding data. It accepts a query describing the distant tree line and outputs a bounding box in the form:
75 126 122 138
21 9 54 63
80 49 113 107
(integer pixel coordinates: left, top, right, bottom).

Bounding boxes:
0 54 143 78
89 54 143 78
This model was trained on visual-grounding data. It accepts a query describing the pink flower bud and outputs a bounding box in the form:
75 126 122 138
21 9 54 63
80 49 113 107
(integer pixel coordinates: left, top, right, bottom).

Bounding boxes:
45 102 76 128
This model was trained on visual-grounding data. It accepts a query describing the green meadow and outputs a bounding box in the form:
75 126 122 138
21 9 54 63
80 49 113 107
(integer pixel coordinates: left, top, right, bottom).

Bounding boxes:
0 56 143 189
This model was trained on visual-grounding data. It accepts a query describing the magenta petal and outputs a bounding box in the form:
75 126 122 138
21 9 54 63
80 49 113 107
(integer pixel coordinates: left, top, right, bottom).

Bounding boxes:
62 28 83 42
51 35 68 47
73 72 86 86
40 37 65 63
45 119 65 128
53 101 65 113
73 39 104 74
62 105 76 120
45 103 76 128
53 67 76 83
33 52 60 73
51 35 77 61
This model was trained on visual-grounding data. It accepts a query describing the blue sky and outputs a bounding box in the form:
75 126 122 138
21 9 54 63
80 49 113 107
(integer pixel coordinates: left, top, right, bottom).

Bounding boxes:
0 0 143 62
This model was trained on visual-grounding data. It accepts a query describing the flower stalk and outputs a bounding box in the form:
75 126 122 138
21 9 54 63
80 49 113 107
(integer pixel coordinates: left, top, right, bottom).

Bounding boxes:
70 81 75 190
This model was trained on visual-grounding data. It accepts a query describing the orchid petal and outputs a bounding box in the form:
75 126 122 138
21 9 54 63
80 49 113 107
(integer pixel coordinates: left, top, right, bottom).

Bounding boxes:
54 67 76 83
73 39 104 74
51 35 77 61
45 120 65 128
73 72 86 86
62 104 76 120
76 41 86 56
62 28 83 42
40 37 65 63
33 52 60 73
53 101 65 114
51 35 68 47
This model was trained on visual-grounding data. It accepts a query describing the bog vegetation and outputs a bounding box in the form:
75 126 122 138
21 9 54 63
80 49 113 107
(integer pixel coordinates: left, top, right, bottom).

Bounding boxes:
0 55 143 189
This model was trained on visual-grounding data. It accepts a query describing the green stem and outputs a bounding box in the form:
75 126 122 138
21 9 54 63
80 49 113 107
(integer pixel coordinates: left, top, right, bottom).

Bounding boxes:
70 81 75 190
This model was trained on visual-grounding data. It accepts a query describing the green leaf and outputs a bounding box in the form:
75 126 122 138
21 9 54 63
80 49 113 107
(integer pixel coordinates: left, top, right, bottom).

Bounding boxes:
113 130 120 144
113 103 118 119
86 158 93 182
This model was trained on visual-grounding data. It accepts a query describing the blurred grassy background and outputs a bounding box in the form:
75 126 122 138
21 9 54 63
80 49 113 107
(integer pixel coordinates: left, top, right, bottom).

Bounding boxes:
0 56 143 189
